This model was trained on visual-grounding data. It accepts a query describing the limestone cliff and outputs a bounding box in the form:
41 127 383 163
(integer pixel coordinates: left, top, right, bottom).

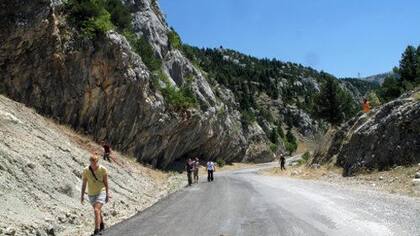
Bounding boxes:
0 0 272 168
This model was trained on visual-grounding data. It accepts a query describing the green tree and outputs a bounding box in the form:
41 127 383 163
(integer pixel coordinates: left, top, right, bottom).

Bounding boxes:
376 76 403 102
399 45 417 83
367 91 381 108
314 75 355 125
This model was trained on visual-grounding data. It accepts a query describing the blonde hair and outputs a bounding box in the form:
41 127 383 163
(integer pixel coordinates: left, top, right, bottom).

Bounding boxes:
89 154 99 163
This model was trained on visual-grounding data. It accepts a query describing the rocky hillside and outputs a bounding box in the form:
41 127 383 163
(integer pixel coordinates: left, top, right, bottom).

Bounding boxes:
311 88 420 176
362 72 398 85
340 78 380 102
0 95 183 235
180 46 376 145
0 0 372 168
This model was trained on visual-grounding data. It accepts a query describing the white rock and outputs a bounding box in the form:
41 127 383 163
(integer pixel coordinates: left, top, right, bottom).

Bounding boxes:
412 179 420 186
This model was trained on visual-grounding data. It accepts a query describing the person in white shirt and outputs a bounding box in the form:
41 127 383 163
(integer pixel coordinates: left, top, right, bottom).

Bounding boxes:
207 160 216 182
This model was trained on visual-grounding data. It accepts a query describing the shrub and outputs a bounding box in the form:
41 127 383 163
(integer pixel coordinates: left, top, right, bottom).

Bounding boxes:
284 141 297 155
414 91 420 101
277 125 285 139
104 0 132 31
284 129 298 155
367 91 381 108
302 151 310 161
66 0 135 39
241 110 256 124
158 72 197 110
66 0 114 38
123 31 162 72
216 158 225 167
270 143 278 153
168 29 182 50
269 127 279 144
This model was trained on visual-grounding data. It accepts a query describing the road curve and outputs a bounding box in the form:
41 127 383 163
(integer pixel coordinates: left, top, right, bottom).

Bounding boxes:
104 164 419 236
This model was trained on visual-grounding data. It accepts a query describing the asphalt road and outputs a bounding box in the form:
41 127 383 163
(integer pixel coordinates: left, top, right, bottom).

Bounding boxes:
104 164 420 236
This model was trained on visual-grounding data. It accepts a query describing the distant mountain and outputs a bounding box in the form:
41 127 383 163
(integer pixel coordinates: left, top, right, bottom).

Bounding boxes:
362 72 398 85
340 78 380 101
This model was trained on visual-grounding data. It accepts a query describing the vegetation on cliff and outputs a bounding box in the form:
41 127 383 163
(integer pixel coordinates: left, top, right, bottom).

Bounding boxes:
373 44 420 103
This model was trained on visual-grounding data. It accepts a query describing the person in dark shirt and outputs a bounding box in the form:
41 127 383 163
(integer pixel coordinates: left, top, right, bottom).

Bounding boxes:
186 158 193 186
280 154 286 170
101 140 112 163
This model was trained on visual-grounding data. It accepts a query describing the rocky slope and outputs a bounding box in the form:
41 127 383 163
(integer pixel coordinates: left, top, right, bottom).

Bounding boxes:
0 0 273 168
0 94 184 235
311 88 420 176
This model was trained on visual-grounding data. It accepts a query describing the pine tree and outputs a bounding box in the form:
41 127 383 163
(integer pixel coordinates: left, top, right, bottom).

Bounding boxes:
376 76 402 102
314 75 344 125
399 45 417 83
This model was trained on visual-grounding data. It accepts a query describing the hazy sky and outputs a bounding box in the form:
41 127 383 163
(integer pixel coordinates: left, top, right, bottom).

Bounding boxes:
159 0 420 78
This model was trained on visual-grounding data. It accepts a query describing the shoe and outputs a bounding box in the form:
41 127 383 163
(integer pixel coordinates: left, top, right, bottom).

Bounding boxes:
100 222 105 231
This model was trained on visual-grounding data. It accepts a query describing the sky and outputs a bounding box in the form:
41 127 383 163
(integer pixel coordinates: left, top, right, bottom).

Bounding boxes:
159 0 420 78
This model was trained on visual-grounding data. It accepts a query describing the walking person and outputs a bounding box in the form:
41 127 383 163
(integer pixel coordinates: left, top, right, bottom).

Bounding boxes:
101 140 112 163
207 160 216 182
280 154 286 170
193 157 200 184
81 154 111 235
186 158 193 186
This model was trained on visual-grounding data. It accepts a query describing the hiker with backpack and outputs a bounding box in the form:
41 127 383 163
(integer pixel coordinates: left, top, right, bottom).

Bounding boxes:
186 158 194 186
207 160 216 182
81 154 111 235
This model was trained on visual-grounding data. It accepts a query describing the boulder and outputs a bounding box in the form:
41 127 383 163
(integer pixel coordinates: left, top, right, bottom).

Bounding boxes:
311 88 420 176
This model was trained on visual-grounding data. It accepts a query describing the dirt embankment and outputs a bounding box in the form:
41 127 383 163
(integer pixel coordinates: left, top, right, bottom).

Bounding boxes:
0 95 184 236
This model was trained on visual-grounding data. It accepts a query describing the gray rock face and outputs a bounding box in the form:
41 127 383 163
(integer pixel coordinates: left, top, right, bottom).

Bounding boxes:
312 89 420 176
0 0 272 168
281 105 319 136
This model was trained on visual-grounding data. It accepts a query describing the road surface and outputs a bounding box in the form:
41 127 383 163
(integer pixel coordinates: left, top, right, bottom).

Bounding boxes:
105 164 419 236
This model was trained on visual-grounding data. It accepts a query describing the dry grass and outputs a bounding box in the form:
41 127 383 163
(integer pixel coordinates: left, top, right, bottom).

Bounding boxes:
413 91 420 101
262 164 341 180
261 164 420 198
